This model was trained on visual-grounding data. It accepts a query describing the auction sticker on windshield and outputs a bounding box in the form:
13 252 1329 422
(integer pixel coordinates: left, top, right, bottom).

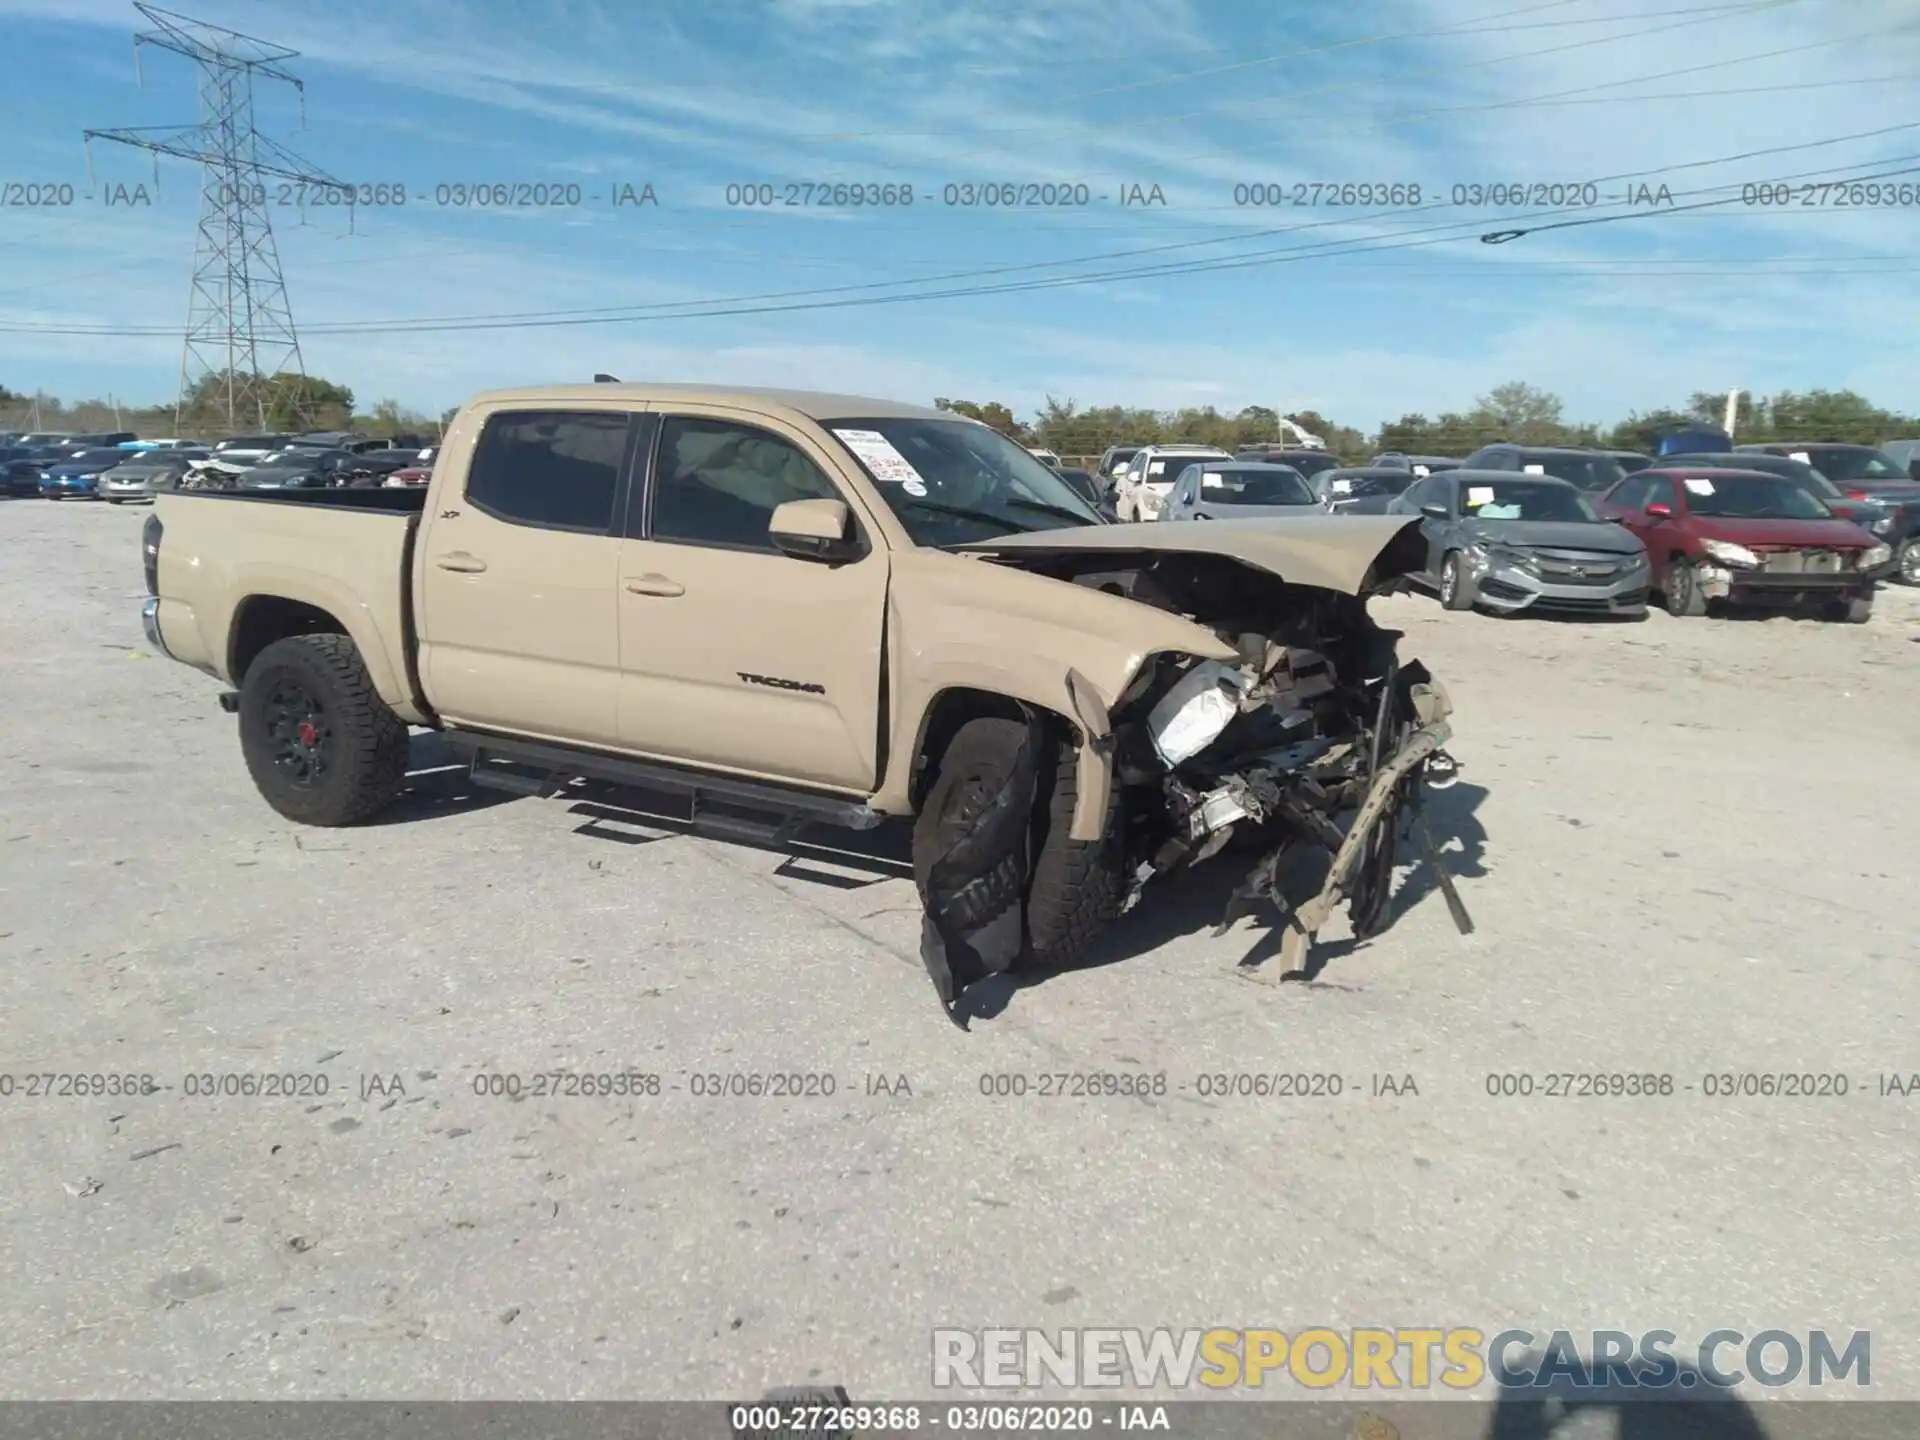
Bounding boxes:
1467 485 1495 506
835 428 928 496
1522 464 1546 474
1790 451 1811 463
1685 478 1715 495
1148 461 1168 475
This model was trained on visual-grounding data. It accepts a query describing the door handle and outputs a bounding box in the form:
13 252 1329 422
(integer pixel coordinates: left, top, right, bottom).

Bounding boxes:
435 552 487 573
625 574 685 597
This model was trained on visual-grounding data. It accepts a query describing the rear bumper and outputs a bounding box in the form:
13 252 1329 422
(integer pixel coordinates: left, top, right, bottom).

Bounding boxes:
140 597 173 660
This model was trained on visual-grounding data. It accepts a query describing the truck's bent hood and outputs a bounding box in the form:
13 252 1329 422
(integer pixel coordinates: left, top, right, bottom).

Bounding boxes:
953 514 1424 595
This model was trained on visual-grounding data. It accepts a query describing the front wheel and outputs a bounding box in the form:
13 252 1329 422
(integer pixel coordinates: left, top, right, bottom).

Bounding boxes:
913 717 1123 972
237 633 409 825
1897 539 1920 586
1439 552 1475 610
1834 595 1873 624
1663 558 1708 617
107 498 123 505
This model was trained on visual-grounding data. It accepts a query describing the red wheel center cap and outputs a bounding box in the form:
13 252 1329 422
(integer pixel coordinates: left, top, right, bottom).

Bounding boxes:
297 721 318 746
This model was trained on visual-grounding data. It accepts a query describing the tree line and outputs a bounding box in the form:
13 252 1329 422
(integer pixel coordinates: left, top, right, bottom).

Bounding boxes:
939 383 1920 463
8 374 1914 458
0 372 439 441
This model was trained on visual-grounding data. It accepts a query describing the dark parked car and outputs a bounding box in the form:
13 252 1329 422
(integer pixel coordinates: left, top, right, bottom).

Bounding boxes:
236 448 367 490
1460 444 1632 494
1370 453 1462 476
1230 445 1340 479
3 459 43 496
1595 467 1887 622
1386 470 1649 617
39 447 135 499
15 432 75 448
1311 466 1421 514
1160 461 1317 520
1052 466 1115 520
1879 438 1920 479
59 430 138 448
1658 450 1909 581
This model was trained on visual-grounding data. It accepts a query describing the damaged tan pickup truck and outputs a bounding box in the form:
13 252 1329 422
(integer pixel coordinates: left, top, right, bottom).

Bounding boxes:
141 384 1467 1019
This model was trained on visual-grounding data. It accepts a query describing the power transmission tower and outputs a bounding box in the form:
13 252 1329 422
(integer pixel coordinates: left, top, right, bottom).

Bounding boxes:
84 4 341 433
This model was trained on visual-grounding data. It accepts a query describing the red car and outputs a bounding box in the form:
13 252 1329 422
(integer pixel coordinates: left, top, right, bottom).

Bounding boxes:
1594 467 1888 622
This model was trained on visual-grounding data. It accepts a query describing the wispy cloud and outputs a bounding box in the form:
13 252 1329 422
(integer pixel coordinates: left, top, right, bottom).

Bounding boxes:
1 0 1916 424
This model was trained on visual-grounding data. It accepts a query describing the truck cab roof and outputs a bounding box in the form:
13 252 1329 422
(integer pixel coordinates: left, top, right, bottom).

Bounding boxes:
465 383 954 425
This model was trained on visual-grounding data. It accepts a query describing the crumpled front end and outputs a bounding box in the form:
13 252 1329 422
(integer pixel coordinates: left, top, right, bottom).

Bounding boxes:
1098 563 1472 972
981 536 1470 981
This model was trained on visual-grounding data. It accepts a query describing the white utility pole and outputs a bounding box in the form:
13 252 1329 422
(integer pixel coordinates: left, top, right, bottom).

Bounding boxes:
1724 389 1741 437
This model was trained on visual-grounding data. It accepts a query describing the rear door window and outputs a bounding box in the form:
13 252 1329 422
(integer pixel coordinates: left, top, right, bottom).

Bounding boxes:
465 411 631 532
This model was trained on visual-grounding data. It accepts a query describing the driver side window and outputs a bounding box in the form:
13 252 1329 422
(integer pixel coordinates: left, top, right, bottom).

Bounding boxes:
650 416 841 552
1644 477 1676 509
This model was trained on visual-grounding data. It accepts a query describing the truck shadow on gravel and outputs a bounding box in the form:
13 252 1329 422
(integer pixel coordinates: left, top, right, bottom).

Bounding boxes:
958 780 1492 1020
358 733 521 826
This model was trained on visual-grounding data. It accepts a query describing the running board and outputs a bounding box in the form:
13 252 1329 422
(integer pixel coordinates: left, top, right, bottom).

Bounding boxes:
442 728 885 836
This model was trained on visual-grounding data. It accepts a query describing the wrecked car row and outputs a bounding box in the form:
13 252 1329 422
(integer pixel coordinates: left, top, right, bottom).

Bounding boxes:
140 384 1470 1023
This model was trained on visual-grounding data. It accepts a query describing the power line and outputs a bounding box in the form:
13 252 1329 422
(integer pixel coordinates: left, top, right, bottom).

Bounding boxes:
198 123 1920 331
10 153 1917 340
81 3 337 430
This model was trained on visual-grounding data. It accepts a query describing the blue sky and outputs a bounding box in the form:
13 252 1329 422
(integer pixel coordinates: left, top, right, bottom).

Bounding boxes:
1 0 1916 430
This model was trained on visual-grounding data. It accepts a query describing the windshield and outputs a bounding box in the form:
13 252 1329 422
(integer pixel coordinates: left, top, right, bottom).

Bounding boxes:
1681 456 1840 498
1615 454 1653 474
71 449 129 465
1138 452 1227 488
1286 452 1339 477
1329 470 1414 499
1461 479 1597 522
1196 466 1314 505
1805 447 1903 481
1682 474 1831 518
828 417 1102 544
1101 447 1139 474
1521 452 1627 491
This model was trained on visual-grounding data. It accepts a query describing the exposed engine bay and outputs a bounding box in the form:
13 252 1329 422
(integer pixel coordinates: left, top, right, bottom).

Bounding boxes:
1039 548 1466 973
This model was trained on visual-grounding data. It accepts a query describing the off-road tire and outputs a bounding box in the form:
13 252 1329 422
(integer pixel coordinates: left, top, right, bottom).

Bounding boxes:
1663 558 1707 617
913 716 1124 972
237 633 409 826
1439 552 1475 610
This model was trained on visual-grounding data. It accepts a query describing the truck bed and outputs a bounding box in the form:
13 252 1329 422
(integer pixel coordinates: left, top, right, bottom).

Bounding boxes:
149 487 426 720
180 486 429 512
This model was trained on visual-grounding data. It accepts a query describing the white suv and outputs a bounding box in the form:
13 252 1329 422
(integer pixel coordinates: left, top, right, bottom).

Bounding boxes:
1113 444 1233 521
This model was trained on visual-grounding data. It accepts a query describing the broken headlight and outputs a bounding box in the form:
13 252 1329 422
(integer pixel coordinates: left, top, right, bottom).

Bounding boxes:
1701 539 1760 568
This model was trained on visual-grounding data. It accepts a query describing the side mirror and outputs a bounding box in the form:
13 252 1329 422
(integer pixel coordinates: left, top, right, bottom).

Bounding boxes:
1645 502 1672 519
769 497 860 561
1420 503 1449 520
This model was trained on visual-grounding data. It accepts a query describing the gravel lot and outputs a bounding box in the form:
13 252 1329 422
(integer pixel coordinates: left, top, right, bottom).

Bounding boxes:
2 498 1917 1406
